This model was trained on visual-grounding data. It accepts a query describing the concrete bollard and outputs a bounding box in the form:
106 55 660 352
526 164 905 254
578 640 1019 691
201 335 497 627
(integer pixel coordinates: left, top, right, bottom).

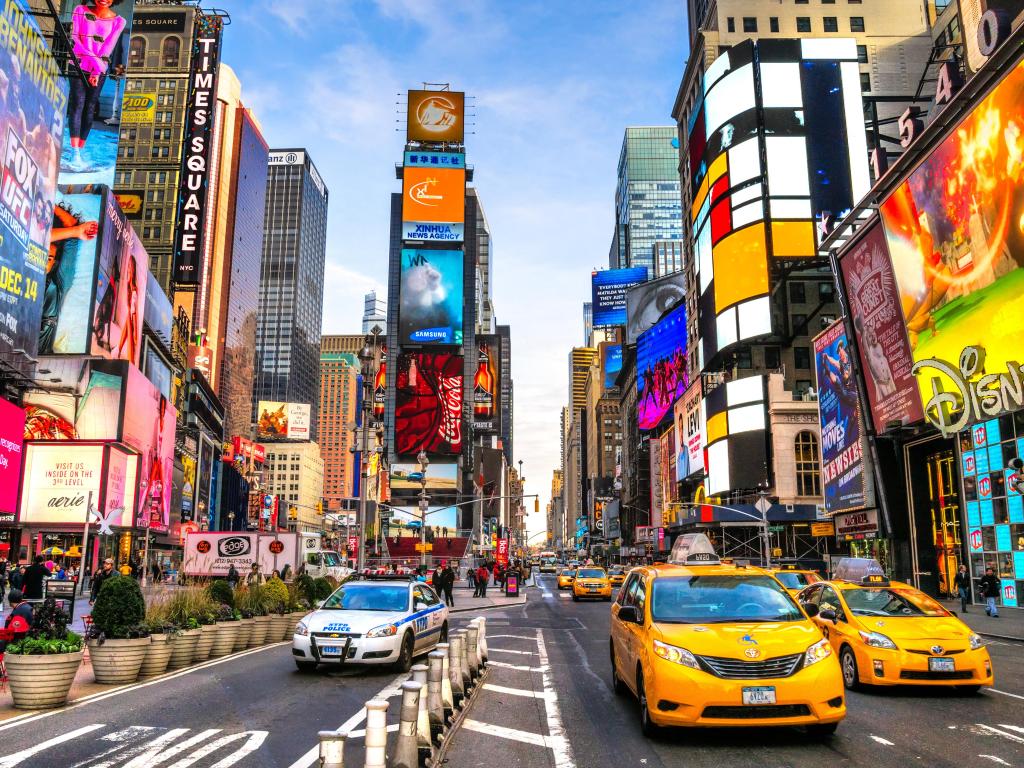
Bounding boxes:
447 636 465 706
392 682 421 768
457 632 473 691
426 651 446 739
473 617 488 662
410 664 433 759
318 729 347 768
467 620 484 669
362 699 389 768
436 642 455 718
466 626 481 679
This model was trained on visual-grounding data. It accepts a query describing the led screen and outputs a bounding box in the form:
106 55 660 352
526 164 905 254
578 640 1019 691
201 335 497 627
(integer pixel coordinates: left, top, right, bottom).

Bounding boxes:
402 166 465 242
472 334 501 433
602 344 623 391
389 462 458 491
120 362 176 532
407 90 465 144
702 375 769 495
399 249 464 345
637 303 688 431
625 272 686 344
0 397 25 519
591 267 648 327
394 352 463 456
390 505 459 534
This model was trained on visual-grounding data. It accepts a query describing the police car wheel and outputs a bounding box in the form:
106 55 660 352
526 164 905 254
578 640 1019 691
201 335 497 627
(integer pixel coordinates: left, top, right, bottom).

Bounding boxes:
807 723 838 738
609 644 626 696
295 661 317 673
840 646 861 690
395 632 415 672
637 671 663 738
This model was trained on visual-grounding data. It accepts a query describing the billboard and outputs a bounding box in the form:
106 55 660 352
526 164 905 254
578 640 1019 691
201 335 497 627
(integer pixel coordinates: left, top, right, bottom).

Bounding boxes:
120 92 156 125
0 0 68 362
401 166 465 242
256 401 311 440
394 352 463 456
591 267 648 327
602 344 622 391
390 505 459 534
814 320 866 514
389 462 458 491
472 334 501 433
625 272 686 345
0 398 25 521
398 248 464 345
407 90 465 144
703 376 769 495
879 57 1024 412
172 13 224 286
675 378 706 480
637 302 688 431
404 151 465 169
57 0 136 187
143 269 173 346
120 363 176 532
838 220 923 431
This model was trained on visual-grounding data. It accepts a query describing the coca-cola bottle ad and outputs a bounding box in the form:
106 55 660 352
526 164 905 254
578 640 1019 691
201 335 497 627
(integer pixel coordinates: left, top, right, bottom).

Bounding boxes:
395 352 464 455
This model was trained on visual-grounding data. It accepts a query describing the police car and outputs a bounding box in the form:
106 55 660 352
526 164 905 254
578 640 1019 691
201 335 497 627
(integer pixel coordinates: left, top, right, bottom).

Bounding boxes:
292 576 448 672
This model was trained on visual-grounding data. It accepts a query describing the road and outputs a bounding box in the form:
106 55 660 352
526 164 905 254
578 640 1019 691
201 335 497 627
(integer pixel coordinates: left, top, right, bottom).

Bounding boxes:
445 574 1024 768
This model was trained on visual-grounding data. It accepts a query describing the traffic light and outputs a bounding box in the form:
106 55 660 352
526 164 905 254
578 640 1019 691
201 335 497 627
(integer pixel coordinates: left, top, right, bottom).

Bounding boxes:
288 506 298 521
316 500 324 516
534 498 540 514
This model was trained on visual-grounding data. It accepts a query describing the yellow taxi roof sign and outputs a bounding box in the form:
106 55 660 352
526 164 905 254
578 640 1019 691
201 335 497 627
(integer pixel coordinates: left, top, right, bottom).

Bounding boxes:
833 557 889 586
668 533 720 565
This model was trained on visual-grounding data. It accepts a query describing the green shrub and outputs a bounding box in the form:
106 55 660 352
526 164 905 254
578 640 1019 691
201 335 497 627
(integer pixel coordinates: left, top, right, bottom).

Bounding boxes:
296 574 316 605
7 598 83 655
90 575 147 640
166 587 214 629
236 585 268 617
144 595 175 634
263 577 289 614
208 579 234 608
313 577 334 601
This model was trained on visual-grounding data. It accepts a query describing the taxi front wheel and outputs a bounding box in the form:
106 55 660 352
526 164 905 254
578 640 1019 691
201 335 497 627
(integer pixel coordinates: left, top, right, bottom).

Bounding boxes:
807 723 838 738
609 644 627 696
840 646 862 691
637 672 664 738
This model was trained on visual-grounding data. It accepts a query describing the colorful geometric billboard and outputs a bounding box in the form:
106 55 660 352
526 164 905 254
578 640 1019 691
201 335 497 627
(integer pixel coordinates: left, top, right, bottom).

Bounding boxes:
256 402 312 440
401 166 465 242
399 248 464 345
591 267 648 327
394 352 463 457
703 375 769 496
407 90 465 144
472 334 501 434
637 302 688 431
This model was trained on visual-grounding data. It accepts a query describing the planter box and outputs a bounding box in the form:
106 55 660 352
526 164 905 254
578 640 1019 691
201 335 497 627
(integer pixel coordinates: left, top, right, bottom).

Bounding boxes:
271 614 293 642
209 622 239 658
249 616 271 647
87 637 149 684
193 624 218 662
6 650 83 709
167 628 201 670
139 633 173 677
233 619 254 652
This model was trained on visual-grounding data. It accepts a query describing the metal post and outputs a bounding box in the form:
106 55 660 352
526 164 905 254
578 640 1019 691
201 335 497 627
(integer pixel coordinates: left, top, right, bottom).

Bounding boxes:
417 451 429 570
77 491 93 598
758 489 771 569
362 699 389 768
392 683 421 768
356 336 376 574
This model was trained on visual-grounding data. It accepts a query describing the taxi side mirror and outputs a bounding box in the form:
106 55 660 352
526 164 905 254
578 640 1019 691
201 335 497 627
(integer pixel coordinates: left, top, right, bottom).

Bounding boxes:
617 605 642 625
801 602 819 618
818 608 837 623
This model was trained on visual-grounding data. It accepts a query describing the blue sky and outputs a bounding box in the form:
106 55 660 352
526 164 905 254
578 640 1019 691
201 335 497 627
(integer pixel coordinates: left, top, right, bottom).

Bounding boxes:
214 0 689 536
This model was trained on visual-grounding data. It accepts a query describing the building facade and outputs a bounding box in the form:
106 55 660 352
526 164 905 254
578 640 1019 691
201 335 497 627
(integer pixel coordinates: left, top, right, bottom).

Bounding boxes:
362 291 387 335
497 324 514 465
318 351 359 510
264 441 324 533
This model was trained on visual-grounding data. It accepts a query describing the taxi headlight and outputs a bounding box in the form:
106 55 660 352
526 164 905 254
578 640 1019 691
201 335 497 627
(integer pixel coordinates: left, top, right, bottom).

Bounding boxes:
653 639 700 670
804 638 832 667
858 630 897 650
294 622 309 637
969 633 985 650
367 623 398 638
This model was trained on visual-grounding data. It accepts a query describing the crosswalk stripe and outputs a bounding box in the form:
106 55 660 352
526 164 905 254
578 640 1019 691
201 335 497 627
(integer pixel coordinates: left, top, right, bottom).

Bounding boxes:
461 719 566 749
0 725 106 767
976 725 1024 745
482 683 552 699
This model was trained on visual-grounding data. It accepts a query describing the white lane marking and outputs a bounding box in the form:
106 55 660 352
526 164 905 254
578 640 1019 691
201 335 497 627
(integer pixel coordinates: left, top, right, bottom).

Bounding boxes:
998 725 1024 735
461 719 566 749
0 724 106 767
167 729 267 767
121 729 224 768
975 725 1024 745
987 688 1024 701
559 593 570 599
488 660 545 672
488 634 537 641
285 672 408 768
536 628 576 768
869 735 895 746
487 647 537 656
482 683 552 700
979 756 1011 765
67 726 161 768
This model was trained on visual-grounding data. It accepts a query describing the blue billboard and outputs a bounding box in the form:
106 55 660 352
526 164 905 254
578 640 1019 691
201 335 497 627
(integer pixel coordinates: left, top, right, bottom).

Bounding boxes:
591 267 648 326
637 303 688 431
399 248 464 345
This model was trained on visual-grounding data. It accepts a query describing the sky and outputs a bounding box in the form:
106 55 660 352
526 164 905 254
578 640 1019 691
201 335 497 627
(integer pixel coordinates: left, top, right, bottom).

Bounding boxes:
213 0 690 540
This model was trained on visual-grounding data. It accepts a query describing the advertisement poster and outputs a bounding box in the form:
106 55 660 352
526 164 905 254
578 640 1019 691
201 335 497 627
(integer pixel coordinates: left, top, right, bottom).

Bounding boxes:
390 505 458 533
143 270 173 346
256 401 311 440
389 462 458 491
591 267 648 327
637 302 688 431
399 249 464 345
626 272 686 344
394 352 463 456
472 334 501 433
839 220 923 431
649 435 664 528
814 320 866 513
181 454 196 520
0 397 26 520
58 0 136 187
102 444 138 532
22 359 123 441
91 189 146 363
879 58 1024 407
407 90 465 144
680 379 706 479
0 0 68 361
18 443 105 525
602 344 622 391
401 167 465 242
119 364 175 532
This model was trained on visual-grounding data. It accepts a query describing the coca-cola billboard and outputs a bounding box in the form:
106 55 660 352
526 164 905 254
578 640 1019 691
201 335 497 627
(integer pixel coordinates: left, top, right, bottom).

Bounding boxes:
395 352 463 456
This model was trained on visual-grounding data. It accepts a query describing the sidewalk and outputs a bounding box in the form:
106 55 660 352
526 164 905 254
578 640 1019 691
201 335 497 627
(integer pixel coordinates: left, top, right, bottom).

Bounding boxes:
446 576 533 613
941 600 1024 642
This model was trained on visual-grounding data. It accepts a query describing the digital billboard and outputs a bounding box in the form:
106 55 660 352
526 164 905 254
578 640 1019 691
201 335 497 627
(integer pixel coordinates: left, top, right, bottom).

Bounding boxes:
407 90 465 144
625 272 686 344
879 57 1024 412
0 397 25 521
394 352 463 456
675 379 705 480
256 402 312 440
0 0 68 362
703 375 769 496
838 220 923 431
401 166 465 242
814 320 866 513
637 303 688 431
143 270 173 346
404 151 465 169
58 0 136 187
591 267 648 327
119 363 176 532
602 344 622 391
472 334 501 433
398 249 464 345
389 462 458 491
390 505 459 534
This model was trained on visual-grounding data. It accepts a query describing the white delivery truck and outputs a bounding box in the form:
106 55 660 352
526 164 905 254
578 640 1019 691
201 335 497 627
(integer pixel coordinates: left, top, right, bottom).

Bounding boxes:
183 532 352 581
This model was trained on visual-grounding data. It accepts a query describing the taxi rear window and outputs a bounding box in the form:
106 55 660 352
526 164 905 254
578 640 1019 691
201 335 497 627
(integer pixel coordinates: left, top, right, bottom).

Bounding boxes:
843 587 950 618
322 584 409 612
775 572 816 589
577 569 606 579
651 576 803 623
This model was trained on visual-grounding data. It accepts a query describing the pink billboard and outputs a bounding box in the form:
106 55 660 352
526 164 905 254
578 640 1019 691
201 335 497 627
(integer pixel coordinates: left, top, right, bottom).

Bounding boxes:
0 398 26 521
121 364 176 533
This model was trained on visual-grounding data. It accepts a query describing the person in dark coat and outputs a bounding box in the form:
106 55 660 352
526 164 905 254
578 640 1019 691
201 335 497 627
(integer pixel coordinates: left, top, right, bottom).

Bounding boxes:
0 590 33 652
953 564 971 613
439 562 456 607
980 567 1000 618
8 565 24 592
89 558 117 604
226 563 240 589
21 556 50 600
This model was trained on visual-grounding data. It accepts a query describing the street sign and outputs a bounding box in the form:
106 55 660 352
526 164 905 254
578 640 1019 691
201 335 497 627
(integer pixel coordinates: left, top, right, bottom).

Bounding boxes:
810 522 836 537
414 543 433 552
755 497 771 514
768 525 785 533
380 510 393 519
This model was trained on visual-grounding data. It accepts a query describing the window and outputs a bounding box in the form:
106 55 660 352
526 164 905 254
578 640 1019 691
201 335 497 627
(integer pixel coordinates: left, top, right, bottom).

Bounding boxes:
743 17 757 32
860 72 872 92
128 37 146 68
794 346 811 369
823 16 838 31
796 16 811 32
764 347 781 369
789 281 806 303
770 16 779 32
727 16 735 32
857 44 868 63
792 314 807 333
795 431 822 497
819 282 835 301
161 37 181 68
795 0 809 3
850 16 865 31
735 348 753 369
822 0 835 3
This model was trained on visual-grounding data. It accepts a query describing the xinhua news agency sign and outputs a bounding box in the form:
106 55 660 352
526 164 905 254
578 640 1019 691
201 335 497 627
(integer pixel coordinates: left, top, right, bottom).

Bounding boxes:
172 14 223 287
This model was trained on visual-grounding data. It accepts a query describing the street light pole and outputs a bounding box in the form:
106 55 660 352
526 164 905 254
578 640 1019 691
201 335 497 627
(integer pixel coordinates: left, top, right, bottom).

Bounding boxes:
417 450 429 570
356 329 381 573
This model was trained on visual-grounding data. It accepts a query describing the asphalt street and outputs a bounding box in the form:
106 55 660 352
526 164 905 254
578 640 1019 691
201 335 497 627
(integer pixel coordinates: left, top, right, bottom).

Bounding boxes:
445 575 1024 768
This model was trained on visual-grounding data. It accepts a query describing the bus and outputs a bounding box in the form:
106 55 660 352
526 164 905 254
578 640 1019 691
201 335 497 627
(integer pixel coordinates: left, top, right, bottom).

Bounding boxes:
539 551 559 573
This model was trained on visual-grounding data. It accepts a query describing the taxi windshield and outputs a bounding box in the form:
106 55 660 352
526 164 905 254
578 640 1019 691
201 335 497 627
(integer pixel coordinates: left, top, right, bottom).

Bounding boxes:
842 587 951 617
576 569 606 579
322 584 409 612
560 569 575 576
651 575 803 623
775 572 816 590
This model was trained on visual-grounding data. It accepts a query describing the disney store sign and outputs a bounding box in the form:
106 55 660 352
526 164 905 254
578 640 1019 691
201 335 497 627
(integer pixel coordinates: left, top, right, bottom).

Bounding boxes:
912 346 1024 437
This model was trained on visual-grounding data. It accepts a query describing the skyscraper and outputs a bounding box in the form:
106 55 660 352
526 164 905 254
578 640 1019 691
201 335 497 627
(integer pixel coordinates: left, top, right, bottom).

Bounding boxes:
362 291 386 335
610 127 683 271
497 324 513 464
318 349 359 509
253 150 329 440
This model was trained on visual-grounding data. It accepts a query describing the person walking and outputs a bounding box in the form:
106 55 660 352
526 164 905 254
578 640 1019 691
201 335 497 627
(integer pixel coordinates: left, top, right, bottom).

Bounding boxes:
9 565 24 592
980 567 1000 618
247 563 264 587
89 557 117 604
0 559 8 607
440 562 456 608
954 564 971 613
432 564 445 591
476 564 489 598
226 563 240 589
22 555 50 601
467 563 476 592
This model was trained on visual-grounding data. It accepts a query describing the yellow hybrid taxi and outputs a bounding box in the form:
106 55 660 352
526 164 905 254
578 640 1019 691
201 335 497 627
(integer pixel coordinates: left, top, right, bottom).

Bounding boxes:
768 564 823 597
610 534 845 737
572 567 613 601
799 559 993 692
556 569 576 590
609 568 627 588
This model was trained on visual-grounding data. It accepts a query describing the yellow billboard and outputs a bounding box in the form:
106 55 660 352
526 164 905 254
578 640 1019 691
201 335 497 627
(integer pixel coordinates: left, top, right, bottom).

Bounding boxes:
121 93 157 124
407 90 465 143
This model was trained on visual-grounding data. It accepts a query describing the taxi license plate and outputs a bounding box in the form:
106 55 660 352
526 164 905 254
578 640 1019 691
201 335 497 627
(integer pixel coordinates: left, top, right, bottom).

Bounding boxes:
321 646 342 655
742 686 776 705
929 657 955 672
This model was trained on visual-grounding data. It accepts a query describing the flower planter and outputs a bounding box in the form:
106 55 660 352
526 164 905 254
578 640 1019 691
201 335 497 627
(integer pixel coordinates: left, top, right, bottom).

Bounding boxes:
167 628 201 670
249 616 271 647
272 614 293 642
139 633 173 677
6 650 83 709
193 624 218 662
87 637 149 684
233 619 254 652
209 622 239 658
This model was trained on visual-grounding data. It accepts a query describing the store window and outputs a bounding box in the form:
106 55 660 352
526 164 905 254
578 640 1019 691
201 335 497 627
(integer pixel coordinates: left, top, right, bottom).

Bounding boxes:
796 16 811 32
823 16 838 32
795 432 822 497
129 37 146 68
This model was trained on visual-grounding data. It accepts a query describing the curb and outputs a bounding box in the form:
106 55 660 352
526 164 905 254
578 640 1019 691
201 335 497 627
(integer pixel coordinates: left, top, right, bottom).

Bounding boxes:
977 631 1024 643
430 665 489 768
449 599 527 614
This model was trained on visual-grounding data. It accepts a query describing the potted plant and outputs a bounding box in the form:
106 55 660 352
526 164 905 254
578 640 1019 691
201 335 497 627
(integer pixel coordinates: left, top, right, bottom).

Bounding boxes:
87 575 149 684
139 597 174 677
165 588 204 669
5 599 83 709
193 597 219 663
232 587 254 652
209 604 240 657
239 586 271 647
263 577 292 642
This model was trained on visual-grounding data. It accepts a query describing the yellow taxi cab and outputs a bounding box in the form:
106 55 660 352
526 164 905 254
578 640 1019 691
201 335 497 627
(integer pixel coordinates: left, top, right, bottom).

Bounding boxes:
556 568 576 590
609 568 627 588
572 567 613 601
798 559 993 693
610 534 845 737
768 564 823 597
